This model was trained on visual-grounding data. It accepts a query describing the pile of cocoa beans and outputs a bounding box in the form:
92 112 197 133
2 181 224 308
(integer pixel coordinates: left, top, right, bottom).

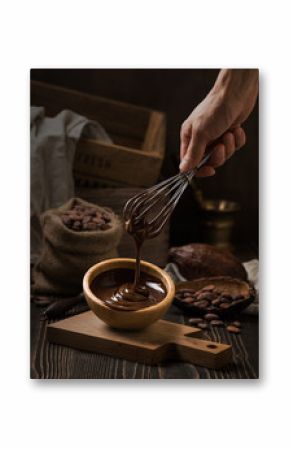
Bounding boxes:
61 204 111 232
175 284 250 333
175 284 247 313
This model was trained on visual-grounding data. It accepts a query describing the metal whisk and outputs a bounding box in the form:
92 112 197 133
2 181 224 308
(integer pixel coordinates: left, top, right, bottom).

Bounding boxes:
123 151 213 239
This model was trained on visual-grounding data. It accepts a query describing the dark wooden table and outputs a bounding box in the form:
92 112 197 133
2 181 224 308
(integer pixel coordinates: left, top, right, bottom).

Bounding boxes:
30 301 258 379
31 241 258 379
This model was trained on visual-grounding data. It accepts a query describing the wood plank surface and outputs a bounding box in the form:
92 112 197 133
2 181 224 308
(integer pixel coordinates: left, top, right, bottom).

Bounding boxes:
31 302 258 379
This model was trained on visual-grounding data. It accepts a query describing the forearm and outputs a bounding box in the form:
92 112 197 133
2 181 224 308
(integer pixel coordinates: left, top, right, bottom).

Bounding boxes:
212 69 259 103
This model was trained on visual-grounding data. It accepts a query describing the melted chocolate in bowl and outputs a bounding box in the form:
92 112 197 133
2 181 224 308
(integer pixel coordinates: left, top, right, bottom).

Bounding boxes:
90 268 166 311
90 206 165 312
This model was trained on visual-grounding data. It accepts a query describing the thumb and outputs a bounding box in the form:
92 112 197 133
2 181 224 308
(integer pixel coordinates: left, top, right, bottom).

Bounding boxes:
179 130 206 172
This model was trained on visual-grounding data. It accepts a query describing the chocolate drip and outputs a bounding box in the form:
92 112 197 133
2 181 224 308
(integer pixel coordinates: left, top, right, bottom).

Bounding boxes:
102 215 151 310
96 205 164 311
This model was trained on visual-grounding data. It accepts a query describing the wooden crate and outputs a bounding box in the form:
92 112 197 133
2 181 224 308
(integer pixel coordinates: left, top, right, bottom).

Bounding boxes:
31 81 166 187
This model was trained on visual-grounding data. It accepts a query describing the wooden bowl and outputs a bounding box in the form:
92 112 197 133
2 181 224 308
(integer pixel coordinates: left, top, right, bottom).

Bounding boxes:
83 258 175 330
174 276 255 318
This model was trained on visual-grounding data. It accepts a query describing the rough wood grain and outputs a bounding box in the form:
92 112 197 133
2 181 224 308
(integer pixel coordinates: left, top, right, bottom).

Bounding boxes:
31 303 258 378
47 311 232 368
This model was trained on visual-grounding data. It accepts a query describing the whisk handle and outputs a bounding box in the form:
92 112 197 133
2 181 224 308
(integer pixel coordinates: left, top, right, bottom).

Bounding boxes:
196 149 214 170
185 148 215 181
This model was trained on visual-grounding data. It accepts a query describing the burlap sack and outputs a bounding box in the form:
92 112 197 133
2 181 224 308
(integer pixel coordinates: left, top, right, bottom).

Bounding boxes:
32 198 123 296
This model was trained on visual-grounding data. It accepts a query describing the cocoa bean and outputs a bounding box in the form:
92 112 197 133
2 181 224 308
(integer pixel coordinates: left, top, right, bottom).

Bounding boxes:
226 325 240 333
82 216 91 224
183 292 193 298
219 302 231 309
195 292 214 301
220 297 231 303
102 213 111 222
86 222 97 230
87 208 97 216
232 295 245 301
206 305 216 311
204 313 220 321
200 284 215 292
197 322 209 330
62 216 72 226
177 289 196 295
194 300 209 309
232 321 241 328
212 298 221 306
92 217 103 224
188 317 203 325
210 320 224 327
72 221 81 231
181 297 194 304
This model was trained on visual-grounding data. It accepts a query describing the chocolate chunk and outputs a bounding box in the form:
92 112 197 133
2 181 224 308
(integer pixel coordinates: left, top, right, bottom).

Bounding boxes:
226 325 240 333
210 320 224 327
204 313 220 321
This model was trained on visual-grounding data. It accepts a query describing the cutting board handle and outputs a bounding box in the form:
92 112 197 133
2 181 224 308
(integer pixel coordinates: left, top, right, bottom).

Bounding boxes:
159 336 232 369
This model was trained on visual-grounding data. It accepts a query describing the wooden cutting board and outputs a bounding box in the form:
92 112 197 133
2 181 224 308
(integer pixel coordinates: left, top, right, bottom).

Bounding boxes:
47 311 232 368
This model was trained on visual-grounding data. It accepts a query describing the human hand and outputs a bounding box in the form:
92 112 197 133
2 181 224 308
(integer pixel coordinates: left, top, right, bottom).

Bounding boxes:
179 69 258 176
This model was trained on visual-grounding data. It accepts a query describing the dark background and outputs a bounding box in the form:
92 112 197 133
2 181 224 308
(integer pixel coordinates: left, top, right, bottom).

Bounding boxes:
31 69 259 251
